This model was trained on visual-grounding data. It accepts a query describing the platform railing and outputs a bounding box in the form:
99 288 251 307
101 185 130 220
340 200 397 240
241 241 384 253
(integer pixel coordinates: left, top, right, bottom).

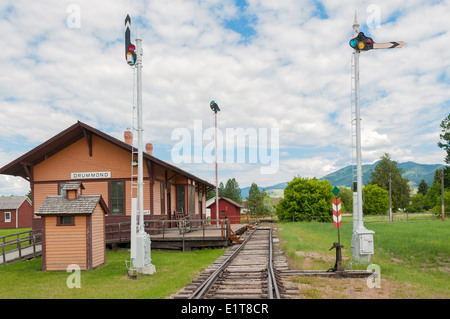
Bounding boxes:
1 230 42 265
105 218 231 244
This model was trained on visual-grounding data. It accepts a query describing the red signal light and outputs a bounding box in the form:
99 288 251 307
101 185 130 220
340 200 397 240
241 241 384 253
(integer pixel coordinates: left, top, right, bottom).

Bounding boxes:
129 44 135 51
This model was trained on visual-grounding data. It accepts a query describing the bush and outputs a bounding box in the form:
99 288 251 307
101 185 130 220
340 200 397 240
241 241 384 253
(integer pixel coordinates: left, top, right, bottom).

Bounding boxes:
276 176 333 222
363 184 389 215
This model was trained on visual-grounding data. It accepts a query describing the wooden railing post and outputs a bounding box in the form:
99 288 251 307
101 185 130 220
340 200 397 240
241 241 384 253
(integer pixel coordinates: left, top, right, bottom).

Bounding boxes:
17 234 22 260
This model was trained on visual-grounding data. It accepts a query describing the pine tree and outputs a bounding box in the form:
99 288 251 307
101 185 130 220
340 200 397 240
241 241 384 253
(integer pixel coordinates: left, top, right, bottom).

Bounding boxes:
245 183 266 216
417 179 428 196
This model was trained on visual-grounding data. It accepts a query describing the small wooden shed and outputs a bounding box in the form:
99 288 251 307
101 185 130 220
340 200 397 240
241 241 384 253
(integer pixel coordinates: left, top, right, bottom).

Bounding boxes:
207 197 243 224
35 182 109 271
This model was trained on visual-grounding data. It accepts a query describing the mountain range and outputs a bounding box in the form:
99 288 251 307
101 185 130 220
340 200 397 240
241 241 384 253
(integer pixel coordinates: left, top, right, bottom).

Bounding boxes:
240 162 445 199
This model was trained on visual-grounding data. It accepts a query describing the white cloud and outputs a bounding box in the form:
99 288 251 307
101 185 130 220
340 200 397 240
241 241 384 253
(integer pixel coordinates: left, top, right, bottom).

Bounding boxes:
0 0 449 195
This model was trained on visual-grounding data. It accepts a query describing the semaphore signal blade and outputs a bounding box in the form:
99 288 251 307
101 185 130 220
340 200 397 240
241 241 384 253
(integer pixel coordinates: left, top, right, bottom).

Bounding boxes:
373 41 407 49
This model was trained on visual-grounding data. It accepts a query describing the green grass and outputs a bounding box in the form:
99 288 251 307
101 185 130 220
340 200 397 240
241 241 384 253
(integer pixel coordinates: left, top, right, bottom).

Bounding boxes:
278 220 450 298
0 248 224 299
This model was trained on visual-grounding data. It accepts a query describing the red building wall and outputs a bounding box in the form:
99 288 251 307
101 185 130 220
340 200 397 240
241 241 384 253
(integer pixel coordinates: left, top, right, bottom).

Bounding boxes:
209 198 242 224
0 200 33 229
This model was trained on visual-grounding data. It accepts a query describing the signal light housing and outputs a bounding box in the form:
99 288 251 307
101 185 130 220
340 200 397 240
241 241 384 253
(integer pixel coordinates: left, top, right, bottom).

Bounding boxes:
349 32 374 51
210 100 220 113
126 40 136 65
125 15 136 66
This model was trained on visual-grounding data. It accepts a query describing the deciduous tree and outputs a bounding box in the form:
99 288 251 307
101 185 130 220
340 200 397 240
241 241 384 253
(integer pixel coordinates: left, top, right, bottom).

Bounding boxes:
363 184 389 215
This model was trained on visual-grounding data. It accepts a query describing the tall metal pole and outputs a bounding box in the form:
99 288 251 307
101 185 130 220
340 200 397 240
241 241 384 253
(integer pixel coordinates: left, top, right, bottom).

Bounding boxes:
352 12 364 230
136 27 145 234
354 48 364 230
210 101 220 223
215 111 219 221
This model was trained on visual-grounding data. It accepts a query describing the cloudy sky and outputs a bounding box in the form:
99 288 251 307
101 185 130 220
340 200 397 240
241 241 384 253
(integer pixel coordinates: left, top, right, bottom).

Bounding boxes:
0 0 449 196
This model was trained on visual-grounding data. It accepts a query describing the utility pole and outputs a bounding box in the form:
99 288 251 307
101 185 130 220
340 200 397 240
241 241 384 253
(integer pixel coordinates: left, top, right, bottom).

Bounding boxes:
442 170 445 221
125 15 155 275
389 172 392 222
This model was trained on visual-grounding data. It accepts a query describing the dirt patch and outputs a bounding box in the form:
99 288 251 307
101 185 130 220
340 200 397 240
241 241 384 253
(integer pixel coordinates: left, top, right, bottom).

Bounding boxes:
295 250 336 262
291 276 415 299
295 250 351 269
291 250 419 299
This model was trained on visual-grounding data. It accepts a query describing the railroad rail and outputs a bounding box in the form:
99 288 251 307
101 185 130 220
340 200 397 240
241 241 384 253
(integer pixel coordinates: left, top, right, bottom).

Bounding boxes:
175 227 299 299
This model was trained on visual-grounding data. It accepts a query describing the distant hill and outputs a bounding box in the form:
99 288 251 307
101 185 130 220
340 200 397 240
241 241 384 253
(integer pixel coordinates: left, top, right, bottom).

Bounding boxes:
319 161 445 189
240 162 445 199
240 182 287 199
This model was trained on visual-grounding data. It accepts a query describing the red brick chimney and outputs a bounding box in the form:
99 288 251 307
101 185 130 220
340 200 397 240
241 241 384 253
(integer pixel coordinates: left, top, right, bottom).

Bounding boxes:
124 129 133 145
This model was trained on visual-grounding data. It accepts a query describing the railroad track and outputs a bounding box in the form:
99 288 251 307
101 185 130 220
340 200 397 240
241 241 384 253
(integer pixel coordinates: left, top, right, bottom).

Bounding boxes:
174 227 299 299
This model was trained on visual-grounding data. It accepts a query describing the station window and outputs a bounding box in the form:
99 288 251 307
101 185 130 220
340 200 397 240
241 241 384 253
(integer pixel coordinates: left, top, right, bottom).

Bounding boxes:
111 181 125 215
57 216 74 226
188 185 195 215
160 182 165 215
177 186 185 213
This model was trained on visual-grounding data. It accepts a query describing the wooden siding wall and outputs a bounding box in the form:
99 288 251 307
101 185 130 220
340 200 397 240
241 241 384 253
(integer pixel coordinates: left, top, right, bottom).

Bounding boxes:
34 184 58 213
91 204 105 268
34 135 136 181
44 216 87 271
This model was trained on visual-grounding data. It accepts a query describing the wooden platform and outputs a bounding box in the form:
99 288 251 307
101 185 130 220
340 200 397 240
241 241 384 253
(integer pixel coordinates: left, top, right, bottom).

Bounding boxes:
150 224 249 251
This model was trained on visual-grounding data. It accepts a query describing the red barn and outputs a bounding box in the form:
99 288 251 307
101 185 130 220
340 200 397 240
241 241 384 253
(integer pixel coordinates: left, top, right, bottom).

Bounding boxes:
0 196 33 229
208 197 243 224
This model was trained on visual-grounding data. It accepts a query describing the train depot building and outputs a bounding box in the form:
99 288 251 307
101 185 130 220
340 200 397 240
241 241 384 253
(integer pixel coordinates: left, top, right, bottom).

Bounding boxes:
0 121 214 241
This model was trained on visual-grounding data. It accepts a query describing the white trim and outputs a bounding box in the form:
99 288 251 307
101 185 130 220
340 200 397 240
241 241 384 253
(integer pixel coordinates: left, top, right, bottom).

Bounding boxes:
5 211 11 223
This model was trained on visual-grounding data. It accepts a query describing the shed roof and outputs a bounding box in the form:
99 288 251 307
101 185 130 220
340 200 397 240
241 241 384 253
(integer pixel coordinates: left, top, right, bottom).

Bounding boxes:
0 196 30 210
61 181 84 191
206 197 244 208
35 195 109 216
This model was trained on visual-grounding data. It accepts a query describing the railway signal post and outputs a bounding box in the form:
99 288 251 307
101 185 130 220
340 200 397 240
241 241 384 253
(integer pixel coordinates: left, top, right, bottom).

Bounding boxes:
210 101 220 225
349 12 407 264
125 14 156 275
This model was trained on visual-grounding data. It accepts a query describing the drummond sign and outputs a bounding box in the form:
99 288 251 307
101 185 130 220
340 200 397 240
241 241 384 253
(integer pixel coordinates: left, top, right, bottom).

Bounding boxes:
71 171 111 179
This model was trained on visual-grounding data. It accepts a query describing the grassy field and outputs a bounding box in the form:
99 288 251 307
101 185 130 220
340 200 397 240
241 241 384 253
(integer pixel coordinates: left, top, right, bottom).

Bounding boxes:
0 248 224 299
1 221 449 299
277 220 450 298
